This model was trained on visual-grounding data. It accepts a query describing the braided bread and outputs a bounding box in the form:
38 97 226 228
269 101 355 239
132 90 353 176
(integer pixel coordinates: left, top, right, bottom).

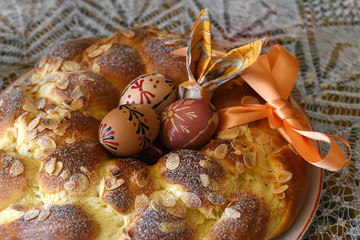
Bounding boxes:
0 25 310 239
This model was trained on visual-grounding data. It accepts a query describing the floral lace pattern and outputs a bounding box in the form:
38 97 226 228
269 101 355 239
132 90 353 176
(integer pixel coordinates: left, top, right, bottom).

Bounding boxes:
0 0 359 239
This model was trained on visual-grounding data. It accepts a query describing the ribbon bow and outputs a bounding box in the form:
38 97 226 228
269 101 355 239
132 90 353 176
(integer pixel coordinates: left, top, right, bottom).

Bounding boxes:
218 45 351 171
172 9 267 100
172 9 351 171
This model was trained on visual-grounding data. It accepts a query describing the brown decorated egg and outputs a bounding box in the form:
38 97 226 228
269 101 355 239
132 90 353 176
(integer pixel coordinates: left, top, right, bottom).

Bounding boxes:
160 98 218 150
98 104 160 156
119 73 177 114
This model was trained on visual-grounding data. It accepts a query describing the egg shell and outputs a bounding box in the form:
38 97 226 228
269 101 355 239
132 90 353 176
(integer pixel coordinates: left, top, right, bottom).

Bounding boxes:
119 73 177 114
99 104 160 156
160 98 218 150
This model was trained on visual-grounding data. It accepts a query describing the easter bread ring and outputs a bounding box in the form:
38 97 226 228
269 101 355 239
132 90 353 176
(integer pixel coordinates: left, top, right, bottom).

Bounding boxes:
0 25 310 239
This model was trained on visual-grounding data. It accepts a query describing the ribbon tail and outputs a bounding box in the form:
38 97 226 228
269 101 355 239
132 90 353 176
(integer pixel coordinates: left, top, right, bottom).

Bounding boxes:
288 126 351 171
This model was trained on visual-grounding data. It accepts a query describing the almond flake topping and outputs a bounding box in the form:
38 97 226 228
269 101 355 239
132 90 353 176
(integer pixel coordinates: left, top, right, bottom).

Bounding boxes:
214 144 228 159
121 29 135 38
56 80 69 90
52 161 63 176
231 139 244 153
88 49 104 58
24 209 40 221
135 169 149 188
273 184 289 195
92 63 101 73
235 161 245 174
159 222 185 233
180 192 202 208
200 174 210 187
0 98 4 108
199 159 211 168
61 60 81 72
99 177 105 197
167 207 188 219
166 153 180 170
105 177 125 191
37 207 51 222
45 158 57 174
224 207 241 219
9 160 24 177
217 127 240 139
60 169 70 179
277 171 293 183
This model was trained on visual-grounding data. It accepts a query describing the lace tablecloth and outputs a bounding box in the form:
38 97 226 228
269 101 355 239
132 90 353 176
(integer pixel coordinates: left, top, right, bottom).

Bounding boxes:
0 0 359 239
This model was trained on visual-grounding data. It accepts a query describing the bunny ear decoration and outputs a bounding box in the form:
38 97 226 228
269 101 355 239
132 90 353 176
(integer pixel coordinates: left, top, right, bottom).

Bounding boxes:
174 9 267 100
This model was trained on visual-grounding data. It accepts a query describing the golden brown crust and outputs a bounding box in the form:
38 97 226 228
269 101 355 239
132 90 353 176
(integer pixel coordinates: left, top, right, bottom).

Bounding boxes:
207 192 269 240
142 37 188 87
93 43 146 89
159 149 226 208
0 87 26 136
128 204 194 240
47 38 98 62
37 138 108 193
0 153 27 210
0 204 99 240
102 158 156 214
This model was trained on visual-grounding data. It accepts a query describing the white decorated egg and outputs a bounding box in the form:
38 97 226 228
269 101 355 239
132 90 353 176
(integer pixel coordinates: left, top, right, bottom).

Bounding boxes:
98 104 160 156
119 73 177 114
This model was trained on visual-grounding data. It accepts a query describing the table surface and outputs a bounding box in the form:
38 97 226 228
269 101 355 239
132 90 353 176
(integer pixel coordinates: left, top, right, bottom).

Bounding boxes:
0 0 359 239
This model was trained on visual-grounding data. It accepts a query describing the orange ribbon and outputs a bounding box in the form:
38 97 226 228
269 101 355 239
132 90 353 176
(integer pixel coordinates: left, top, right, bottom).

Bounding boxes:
218 45 351 171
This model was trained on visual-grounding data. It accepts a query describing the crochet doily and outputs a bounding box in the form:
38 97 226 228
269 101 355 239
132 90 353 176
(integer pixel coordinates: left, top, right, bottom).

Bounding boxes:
0 0 359 239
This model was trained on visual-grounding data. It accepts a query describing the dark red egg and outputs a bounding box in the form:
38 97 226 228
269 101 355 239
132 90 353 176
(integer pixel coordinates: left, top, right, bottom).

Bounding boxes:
160 98 218 150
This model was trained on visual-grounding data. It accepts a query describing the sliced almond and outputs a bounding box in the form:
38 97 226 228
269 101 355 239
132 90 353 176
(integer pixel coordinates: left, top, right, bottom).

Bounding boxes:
273 184 289 195
134 194 149 215
135 169 149 188
105 177 125 191
88 49 104 58
164 39 181 46
37 207 51 222
10 204 27 212
98 43 112 51
208 192 226 205
159 222 185 233
69 173 89 191
277 171 293 183
161 198 176 208
61 60 81 72
66 138 76 144
275 192 286 199
231 139 244 153
200 174 210 187
9 160 24 177
22 102 37 112
270 136 283 149
199 159 211 168
52 161 63 176
217 127 240 139
0 98 4 108
26 129 37 141
204 149 214 157
85 43 99 53
214 144 228 159
166 153 180 170
108 165 121 176
38 135 56 152
224 207 241 219
99 177 106 197
235 161 245 174
60 169 70 179
59 109 71 119
24 209 40 221
256 133 271 145
92 63 101 73
64 181 76 191
121 29 135 38
52 57 64 72
243 151 257 169
56 80 69 90
180 192 202 208
45 158 57 174
167 207 188 219
71 86 84 100
264 173 277 182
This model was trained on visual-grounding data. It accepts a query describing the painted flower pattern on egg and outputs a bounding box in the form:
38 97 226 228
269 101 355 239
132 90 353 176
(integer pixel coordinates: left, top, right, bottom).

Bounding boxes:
160 99 218 150
99 104 160 156
119 73 177 114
